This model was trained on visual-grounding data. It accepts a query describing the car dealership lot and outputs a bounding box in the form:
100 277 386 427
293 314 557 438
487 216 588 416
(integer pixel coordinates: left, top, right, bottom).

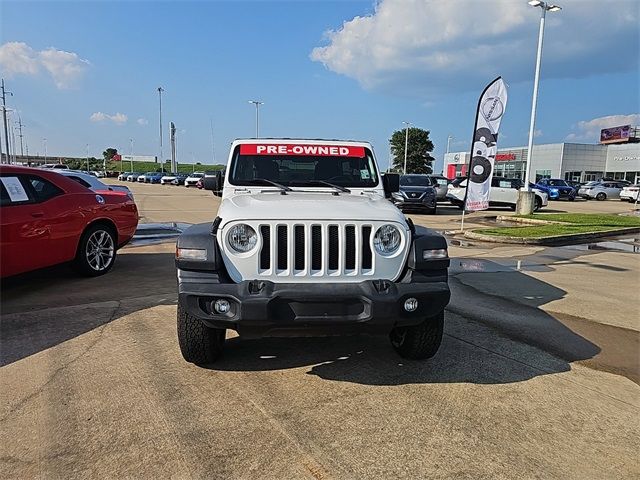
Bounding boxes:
1 182 638 479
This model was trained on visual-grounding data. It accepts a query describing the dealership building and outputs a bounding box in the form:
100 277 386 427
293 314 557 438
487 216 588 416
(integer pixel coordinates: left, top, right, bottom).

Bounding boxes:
444 125 640 184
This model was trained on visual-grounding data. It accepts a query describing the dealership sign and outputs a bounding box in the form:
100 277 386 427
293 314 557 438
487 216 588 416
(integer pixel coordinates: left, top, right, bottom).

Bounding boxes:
600 125 631 144
495 153 516 161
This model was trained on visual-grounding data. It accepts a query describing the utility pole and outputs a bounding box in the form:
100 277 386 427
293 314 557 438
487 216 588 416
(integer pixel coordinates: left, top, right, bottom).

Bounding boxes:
12 125 18 164
17 115 24 158
43 138 47 164
1 79 13 164
158 87 164 164
248 100 264 138
402 121 411 174
86 144 90 172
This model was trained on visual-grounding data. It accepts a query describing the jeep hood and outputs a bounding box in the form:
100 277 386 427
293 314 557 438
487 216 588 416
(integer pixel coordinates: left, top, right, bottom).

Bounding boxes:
217 192 406 224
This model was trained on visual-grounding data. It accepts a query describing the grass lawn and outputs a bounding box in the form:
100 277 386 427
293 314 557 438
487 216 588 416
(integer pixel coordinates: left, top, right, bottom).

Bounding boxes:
516 213 640 227
480 213 640 238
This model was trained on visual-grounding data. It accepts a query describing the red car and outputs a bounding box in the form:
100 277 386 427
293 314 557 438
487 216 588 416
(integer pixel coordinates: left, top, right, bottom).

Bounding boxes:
1 166 139 278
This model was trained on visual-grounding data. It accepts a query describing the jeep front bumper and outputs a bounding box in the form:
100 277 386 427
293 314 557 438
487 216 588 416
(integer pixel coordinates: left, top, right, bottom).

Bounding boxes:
178 271 450 339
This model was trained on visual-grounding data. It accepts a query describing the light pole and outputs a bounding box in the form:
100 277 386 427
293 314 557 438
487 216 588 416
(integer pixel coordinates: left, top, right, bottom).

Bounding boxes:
446 135 454 155
86 144 89 172
43 137 47 164
158 87 164 164
402 121 411 174
129 138 134 172
248 100 264 138
524 0 561 190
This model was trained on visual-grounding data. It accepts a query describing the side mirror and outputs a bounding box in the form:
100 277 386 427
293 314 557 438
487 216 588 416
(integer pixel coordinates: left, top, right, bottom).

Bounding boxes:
203 171 223 196
382 173 400 198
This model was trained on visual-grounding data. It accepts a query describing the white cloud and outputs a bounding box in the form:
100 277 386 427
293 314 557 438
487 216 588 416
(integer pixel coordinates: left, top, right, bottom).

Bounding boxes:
0 41 89 89
534 129 543 138
90 112 128 125
310 0 638 96
0 42 39 76
137 118 149 126
565 114 640 141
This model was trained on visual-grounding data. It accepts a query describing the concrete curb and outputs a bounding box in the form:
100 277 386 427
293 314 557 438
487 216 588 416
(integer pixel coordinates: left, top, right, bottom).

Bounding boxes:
464 227 640 245
495 215 565 225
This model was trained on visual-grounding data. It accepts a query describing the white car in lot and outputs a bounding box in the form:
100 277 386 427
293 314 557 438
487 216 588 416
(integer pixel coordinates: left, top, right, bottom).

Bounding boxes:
620 184 639 202
161 173 178 185
118 171 131 181
184 172 205 187
126 172 142 181
578 181 624 200
446 177 548 211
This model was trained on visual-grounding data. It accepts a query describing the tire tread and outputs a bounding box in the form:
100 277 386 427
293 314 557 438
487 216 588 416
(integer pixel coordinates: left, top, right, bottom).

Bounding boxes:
177 301 225 365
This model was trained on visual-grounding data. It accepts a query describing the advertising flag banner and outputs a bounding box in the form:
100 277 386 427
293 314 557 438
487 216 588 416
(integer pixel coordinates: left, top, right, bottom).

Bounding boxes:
463 77 508 212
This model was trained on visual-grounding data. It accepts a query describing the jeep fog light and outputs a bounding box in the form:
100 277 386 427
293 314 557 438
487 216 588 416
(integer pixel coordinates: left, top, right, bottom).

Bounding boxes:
373 224 401 255
228 224 257 253
423 248 448 259
404 298 418 312
176 247 207 260
213 299 231 314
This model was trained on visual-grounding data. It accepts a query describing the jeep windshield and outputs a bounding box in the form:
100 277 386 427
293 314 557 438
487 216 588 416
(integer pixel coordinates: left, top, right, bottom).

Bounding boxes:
228 144 379 188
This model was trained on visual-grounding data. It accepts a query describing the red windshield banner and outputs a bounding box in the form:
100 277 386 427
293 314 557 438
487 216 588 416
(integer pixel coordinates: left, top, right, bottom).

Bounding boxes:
239 144 365 157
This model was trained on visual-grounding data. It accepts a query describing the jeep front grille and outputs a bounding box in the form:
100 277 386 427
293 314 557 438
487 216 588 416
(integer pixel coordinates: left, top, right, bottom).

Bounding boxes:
258 223 374 276
220 220 408 283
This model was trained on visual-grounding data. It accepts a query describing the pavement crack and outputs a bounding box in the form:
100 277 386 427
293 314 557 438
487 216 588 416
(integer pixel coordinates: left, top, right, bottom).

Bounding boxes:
221 376 334 480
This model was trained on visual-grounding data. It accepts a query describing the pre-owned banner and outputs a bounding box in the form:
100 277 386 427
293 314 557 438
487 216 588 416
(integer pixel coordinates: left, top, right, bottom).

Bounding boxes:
463 77 508 212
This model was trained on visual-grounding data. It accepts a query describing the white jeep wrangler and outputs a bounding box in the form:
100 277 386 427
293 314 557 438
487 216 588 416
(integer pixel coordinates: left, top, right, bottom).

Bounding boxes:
175 139 450 364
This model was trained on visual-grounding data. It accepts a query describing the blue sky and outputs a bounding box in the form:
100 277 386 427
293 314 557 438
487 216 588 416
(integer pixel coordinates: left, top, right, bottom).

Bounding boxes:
1 0 638 173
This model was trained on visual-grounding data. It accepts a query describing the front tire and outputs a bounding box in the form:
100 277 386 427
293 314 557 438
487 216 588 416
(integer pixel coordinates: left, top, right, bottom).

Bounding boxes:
177 299 225 365
73 224 117 276
534 197 542 211
390 310 444 360
596 192 606 201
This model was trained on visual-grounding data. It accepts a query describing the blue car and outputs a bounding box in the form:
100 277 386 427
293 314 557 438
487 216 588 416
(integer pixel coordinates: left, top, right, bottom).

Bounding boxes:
536 178 576 201
147 172 164 184
530 182 559 200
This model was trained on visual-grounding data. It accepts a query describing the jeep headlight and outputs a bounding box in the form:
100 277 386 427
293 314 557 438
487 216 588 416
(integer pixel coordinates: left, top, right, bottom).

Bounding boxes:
373 224 401 255
227 224 257 253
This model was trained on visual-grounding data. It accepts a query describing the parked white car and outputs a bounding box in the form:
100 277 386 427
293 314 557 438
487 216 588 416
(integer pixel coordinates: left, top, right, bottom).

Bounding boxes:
137 172 154 183
161 173 178 185
184 172 205 187
446 177 548 211
620 184 639 202
126 172 142 181
578 181 624 200
118 172 131 181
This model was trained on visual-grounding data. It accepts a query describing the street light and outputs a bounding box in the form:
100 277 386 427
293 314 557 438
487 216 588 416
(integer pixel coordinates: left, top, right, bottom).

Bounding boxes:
523 0 562 191
248 100 264 138
43 137 47 164
402 121 411 174
158 87 164 164
129 138 134 172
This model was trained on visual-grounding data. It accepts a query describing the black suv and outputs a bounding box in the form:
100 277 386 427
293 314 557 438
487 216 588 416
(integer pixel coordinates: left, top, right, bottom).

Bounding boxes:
391 174 438 214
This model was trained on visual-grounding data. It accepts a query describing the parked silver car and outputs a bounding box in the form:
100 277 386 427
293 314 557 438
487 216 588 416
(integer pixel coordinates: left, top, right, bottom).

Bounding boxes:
578 181 624 200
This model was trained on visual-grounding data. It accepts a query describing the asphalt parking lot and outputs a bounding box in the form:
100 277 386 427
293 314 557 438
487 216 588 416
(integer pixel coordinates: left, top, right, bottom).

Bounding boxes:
1 181 639 479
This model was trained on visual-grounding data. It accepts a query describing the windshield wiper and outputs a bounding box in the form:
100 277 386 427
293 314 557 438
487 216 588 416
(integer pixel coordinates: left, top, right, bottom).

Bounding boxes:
291 180 351 194
245 178 292 194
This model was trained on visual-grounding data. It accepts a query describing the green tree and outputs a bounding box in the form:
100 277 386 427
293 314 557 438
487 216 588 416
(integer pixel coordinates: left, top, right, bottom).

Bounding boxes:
389 127 435 174
103 148 118 162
